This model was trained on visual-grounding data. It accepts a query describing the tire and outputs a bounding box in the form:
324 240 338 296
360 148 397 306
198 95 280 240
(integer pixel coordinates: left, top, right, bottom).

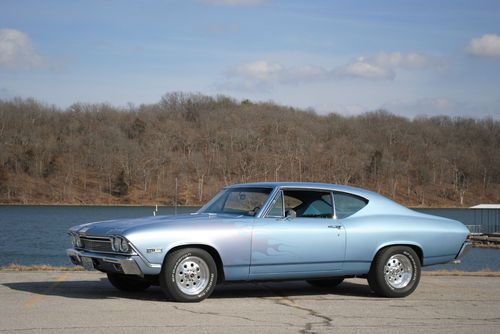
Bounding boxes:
306 278 344 288
367 246 421 298
160 248 217 302
107 273 151 292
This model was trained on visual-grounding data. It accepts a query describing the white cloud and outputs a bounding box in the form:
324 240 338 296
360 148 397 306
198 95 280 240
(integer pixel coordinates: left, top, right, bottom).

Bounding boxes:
335 60 394 80
223 52 442 90
467 34 500 58
335 52 442 80
370 52 441 69
228 60 329 87
0 28 43 69
230 61 283 81
199 0 268 5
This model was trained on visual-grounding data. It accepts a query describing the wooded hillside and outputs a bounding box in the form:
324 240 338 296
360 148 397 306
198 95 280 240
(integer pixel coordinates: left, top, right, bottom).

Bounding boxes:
0 93 499 207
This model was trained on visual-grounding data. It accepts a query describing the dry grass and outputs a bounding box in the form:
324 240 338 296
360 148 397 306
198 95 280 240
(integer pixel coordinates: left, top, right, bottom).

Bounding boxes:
423 269 500 277
0 264 84 271
473 243 500 249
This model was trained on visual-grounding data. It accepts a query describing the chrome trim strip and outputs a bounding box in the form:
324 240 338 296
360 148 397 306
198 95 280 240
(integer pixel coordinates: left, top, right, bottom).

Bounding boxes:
257 186 281 218
455 241 472 260
78 235 110 240
74 248 137 256
129 243 162 268
331 191 337 219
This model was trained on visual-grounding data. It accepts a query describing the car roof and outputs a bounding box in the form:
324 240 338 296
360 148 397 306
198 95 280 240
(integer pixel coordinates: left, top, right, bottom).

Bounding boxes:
227 182 377 200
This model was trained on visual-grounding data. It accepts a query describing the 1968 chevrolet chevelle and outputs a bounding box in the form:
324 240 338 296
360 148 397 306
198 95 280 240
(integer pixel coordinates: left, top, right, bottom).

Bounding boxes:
67 182 471 302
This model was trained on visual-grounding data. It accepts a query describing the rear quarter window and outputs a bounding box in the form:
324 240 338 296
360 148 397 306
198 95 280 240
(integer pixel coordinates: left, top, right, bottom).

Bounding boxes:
334 192 368 219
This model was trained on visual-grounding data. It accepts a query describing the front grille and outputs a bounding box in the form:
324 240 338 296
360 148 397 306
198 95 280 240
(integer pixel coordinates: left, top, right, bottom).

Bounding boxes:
80 237 113 253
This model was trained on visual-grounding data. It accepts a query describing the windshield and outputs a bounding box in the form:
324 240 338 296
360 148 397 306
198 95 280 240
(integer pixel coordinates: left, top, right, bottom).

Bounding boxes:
198 187 273 216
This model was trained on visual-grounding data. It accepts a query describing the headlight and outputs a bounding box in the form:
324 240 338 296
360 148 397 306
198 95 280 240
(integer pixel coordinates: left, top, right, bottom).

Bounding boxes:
69 234 76 247
110 236 130 253
112 237 121 252
75 235 82 248
120 238 129 253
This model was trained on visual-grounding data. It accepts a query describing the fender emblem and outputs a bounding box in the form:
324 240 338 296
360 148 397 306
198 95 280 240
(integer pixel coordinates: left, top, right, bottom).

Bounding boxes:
147 248 163 253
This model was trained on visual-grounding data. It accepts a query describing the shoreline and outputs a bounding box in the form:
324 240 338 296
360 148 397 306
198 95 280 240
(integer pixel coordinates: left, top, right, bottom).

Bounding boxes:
470 235 500 249
0 264 84 271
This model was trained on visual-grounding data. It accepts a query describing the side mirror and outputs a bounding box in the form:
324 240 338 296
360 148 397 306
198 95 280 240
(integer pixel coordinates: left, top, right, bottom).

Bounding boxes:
285 209 296 219
248 207 260 217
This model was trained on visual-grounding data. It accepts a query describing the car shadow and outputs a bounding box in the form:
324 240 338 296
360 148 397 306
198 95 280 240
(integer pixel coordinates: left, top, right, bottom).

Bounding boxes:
3 277 376 302
212 280 375 299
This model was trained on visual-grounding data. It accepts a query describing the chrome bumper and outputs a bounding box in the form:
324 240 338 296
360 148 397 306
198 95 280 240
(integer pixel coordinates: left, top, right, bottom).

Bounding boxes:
66 248 143 276
450 241 472 264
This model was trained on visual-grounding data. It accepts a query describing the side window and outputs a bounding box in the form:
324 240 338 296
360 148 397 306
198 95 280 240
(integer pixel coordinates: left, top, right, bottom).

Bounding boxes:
284 190 333 218
267 191 284 218
333 192 368 219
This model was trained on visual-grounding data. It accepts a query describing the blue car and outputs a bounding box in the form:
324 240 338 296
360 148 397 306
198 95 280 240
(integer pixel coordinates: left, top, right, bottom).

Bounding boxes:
67 182 471 302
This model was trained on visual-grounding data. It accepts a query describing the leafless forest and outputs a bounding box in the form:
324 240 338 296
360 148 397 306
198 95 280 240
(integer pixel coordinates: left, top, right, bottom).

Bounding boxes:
0 93 499 207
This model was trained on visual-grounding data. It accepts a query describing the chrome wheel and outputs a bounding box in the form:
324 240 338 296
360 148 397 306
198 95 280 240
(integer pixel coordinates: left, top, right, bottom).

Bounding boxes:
175 256 209 295
384 254 413 289
368 246 420 298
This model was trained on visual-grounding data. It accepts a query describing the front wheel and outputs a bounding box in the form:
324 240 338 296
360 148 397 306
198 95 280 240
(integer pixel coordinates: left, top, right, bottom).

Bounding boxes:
367 246 421 298
160 248 217 302
107 273 151 292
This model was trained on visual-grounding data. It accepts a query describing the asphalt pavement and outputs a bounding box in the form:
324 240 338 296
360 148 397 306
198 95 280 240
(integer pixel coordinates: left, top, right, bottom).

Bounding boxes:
0 271 499 333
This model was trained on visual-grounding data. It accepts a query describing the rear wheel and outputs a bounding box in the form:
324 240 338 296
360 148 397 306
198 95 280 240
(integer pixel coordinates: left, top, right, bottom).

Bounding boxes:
306 278 344 288
107 273 151 292
367 246 421 298
160 248 217 302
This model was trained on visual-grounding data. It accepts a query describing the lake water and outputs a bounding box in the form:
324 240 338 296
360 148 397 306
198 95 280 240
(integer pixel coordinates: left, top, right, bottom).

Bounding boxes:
0 205 196 267
0 205 499 271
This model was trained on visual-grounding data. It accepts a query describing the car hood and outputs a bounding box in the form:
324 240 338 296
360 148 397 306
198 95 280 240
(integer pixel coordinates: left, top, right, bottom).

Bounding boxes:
69 213 239 237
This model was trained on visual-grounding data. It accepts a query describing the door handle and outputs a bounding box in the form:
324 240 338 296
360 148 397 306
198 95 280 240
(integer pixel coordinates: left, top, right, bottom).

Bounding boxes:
328 225 343 230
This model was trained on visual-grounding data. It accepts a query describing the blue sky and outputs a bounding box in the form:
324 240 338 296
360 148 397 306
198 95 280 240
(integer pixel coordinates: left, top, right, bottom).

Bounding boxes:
1 0 500 118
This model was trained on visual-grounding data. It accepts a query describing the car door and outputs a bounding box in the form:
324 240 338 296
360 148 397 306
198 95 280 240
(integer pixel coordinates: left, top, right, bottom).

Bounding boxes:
250 189 346 279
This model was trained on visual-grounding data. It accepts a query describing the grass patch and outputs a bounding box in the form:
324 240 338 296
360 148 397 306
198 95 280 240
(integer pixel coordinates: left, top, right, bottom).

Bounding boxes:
0 264 84 271
423 269 500 277
473 243 500 249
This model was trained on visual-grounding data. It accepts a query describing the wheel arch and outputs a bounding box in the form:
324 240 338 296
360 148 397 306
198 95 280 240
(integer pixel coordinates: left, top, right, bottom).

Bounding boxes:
164 244 225 283
372 243 424 266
